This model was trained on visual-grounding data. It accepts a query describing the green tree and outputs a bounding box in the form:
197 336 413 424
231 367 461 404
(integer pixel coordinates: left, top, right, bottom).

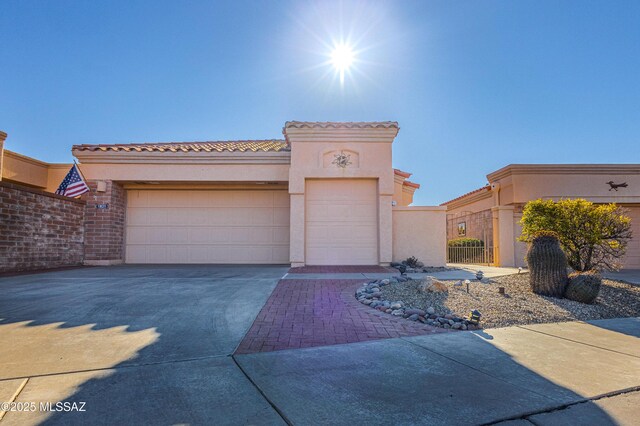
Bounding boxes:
519 199 633 271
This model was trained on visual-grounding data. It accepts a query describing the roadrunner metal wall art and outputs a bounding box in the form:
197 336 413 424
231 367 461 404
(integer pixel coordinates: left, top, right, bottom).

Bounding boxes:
606 181 628 191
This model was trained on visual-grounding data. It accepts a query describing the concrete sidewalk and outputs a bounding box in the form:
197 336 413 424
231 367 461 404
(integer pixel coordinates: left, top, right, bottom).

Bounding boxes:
604 269 640 285
282 264 523 281
235 317 640 425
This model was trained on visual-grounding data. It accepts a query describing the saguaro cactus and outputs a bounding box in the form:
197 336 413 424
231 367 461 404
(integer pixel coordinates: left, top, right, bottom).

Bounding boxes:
525 232 568 297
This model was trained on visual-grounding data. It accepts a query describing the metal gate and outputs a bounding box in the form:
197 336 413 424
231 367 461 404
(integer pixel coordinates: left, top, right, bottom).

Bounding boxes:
447 245 494 265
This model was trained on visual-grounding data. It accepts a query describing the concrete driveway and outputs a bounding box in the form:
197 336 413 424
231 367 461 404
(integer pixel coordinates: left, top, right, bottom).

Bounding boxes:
0 265 289 425
1 266 639 425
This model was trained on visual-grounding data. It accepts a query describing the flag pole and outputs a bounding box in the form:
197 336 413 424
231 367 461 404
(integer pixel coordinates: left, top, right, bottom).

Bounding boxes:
73 159 89 185
72 160 91 198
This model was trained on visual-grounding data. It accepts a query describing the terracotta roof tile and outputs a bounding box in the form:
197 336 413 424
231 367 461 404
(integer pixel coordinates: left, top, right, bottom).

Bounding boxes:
403 180 420 189
440 185 490 206
394 168 412 178
72 140 289 153
284 121 399 129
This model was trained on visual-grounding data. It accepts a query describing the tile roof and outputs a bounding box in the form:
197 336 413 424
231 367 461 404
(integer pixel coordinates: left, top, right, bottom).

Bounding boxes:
440 185 491 206
284 121 399 129
72 140 289 153
403 180 420 189
394 168 412 178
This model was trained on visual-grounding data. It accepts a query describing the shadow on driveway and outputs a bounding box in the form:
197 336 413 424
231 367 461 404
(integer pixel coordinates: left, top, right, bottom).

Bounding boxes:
0 265 288 425
1 265 636 425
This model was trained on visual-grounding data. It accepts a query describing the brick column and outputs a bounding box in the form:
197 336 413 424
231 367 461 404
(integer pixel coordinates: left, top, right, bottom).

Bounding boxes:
82 180 126 265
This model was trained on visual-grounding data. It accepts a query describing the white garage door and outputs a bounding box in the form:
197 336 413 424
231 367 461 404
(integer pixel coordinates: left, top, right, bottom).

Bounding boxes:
125 189 290 264
305 179 378 265
623 206 640 269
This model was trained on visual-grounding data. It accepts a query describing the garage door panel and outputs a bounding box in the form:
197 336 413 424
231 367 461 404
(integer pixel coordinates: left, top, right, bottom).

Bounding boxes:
125 245 147 263
127 190 148 207
274 207 291 226
234 191 274 207
273 228 290 244
146 209 169 225
305 203 329 221
187 228 219 244
350 204 378 219
305 179 378 265
229 227 271 244
273 191 290 207
126 190 290 264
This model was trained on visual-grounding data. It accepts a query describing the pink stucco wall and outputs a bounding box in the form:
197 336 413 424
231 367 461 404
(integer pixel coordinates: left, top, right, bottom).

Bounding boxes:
392 206 447 267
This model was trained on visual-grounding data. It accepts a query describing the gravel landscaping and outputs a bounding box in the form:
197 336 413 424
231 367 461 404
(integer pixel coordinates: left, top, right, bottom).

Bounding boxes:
357 273 640 329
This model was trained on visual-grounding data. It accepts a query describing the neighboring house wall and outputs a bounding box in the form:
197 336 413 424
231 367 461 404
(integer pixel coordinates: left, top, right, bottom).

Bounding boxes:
82 180 127 265
446 209 494 248
392 206 447 266
443 165 640 269
0 131 6 179
1 150 72 192
0 181 85 273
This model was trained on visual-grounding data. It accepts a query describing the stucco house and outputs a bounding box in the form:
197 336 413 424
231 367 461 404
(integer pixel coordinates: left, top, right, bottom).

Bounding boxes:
0 122 447 271
442 164 640 269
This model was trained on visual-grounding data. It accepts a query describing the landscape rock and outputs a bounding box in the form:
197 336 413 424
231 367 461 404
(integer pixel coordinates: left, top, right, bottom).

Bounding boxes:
420 277 448 293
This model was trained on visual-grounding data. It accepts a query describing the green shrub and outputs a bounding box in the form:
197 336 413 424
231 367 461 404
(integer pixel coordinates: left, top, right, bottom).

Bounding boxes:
520 198 633 271
447 238 484 248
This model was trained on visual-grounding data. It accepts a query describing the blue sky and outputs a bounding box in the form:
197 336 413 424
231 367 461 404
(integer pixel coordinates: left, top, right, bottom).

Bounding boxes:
1 1 638 205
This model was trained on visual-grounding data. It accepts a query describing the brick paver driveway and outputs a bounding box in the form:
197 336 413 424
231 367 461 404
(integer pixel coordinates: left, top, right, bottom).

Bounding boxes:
236 276 449 354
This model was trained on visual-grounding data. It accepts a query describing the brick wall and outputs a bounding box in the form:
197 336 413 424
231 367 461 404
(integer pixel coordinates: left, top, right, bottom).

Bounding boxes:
82 180 126 264
0 181 85 273
446 209 494 247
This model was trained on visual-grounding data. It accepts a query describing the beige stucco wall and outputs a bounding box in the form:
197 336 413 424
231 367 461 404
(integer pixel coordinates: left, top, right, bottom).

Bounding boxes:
445 190 493 215
73 151 291 184
488 165 640 205
285 124 398 266
0 149 72 192
392 206 447 266
392 170 417 206
2 150 50 188
445 164 640 268
0 131 6 181
401 186 415 206
393 179 405 205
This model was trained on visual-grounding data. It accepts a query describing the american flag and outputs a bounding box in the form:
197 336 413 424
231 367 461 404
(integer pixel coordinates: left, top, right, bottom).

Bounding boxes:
55 164 90 197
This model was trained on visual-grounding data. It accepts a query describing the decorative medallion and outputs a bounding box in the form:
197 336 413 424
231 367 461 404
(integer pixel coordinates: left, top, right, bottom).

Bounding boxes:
332 151 352 168
606 181 628 191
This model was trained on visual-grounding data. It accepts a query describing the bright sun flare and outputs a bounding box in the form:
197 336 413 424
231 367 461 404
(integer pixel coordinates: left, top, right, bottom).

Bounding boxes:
330 44 354 84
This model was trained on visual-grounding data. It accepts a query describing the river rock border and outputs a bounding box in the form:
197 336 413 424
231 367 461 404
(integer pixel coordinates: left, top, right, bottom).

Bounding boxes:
355 277 480 330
